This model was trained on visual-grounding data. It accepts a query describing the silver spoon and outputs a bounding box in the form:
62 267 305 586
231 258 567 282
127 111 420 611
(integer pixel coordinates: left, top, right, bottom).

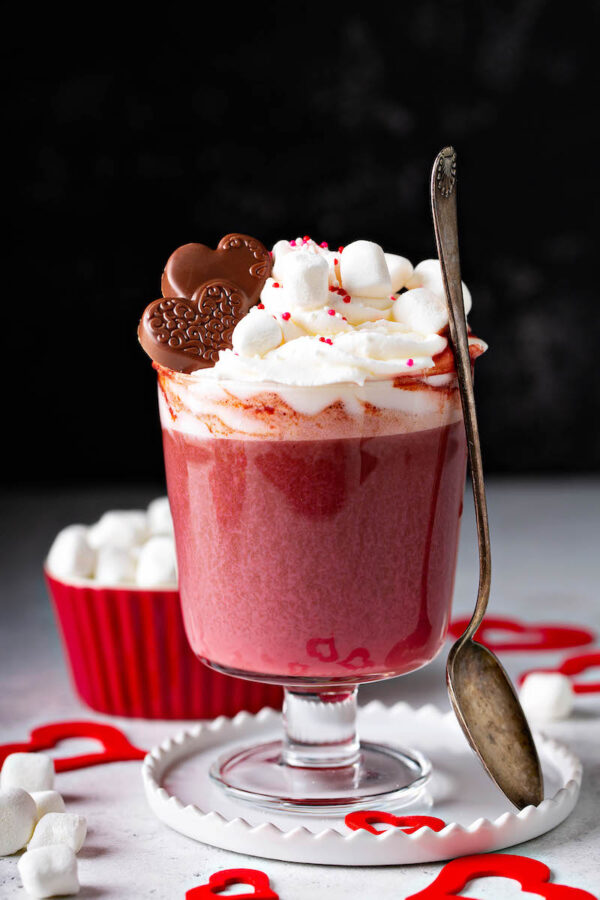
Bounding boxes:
430 147 544 810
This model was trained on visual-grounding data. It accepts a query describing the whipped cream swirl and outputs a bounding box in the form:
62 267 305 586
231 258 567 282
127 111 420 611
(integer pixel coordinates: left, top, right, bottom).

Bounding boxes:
192 237 481 387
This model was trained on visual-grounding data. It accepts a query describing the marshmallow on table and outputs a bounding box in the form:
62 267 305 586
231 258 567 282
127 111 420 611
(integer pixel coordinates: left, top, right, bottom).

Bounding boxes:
46 526 95 580
30 791 66 822
520 672 574 721
406 259 472 315
28 812 87 854
279 251 329 310
232 308 283 358
87 510 147 550
135 536 178 587
146 496 174 536
392 287 449 334
1 753 54 793
18 845 79 898
339 240 392 298
95 544 136 585
0 787 37 855
384 253 413 292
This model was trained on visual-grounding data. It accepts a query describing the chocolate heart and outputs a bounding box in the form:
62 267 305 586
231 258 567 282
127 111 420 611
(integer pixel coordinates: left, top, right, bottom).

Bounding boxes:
139 280 250 372
406 852 596 899
161 233 271 305
519 652 600 694
345 811 446 836
448 615 595 653
0 721 146 772
186 868 278 899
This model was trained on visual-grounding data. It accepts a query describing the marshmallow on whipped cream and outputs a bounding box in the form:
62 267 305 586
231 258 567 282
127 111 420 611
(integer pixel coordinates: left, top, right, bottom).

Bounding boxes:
195 237 482 387
46 499 178 588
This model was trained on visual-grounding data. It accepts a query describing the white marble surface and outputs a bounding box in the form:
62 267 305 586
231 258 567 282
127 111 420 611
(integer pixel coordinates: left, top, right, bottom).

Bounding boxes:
1 479 599 898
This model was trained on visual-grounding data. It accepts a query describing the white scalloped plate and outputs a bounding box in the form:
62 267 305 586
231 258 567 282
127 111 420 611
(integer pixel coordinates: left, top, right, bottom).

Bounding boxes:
141 702 581 865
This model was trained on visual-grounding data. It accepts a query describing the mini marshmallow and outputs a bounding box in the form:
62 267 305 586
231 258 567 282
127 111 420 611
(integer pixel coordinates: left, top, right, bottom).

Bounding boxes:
95 544 136 585
46 525 95 580
1 753 54 793
384 253 413 292
279 251 329 310
339 240 392 299
271 239 294 279
392 287 448 334
232 308 283 357
520 672 574 721
146 496 174 536
135 536 178 587
88 510 147 550
28 812 87 854
406 259 472 315
18 845 79 897
30 791 66 822
0 787 37 855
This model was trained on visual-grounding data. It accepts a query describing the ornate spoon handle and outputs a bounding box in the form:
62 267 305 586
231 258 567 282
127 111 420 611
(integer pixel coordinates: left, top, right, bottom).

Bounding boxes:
430 147 491 644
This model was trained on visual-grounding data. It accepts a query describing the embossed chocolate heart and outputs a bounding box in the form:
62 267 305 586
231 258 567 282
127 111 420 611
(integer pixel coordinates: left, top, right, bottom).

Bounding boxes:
405 852 596 899
161 233 272 305
139 280 250 372
0 721 146 772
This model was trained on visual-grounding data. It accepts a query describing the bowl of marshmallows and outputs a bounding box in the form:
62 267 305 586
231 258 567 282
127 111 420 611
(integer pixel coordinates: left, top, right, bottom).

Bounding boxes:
45 498 281 720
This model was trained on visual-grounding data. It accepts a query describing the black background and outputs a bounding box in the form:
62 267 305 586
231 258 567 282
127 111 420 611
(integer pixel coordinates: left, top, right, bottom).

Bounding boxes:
5 3 599 485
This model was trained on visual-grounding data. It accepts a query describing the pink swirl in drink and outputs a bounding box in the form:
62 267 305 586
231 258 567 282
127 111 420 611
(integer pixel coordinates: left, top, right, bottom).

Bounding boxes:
158 238 486 684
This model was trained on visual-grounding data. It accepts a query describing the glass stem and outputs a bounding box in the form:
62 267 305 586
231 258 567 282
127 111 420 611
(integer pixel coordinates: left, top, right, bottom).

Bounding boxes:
282 687 360 768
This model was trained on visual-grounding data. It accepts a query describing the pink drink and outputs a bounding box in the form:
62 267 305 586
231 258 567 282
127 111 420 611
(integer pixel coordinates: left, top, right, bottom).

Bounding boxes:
159 369 467 684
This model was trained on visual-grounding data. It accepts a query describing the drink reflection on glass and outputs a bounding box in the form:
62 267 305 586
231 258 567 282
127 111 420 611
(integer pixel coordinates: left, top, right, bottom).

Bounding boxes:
143 236 485 813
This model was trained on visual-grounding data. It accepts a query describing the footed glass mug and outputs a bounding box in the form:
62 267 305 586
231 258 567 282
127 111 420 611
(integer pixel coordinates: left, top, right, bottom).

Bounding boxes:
158 367 467 813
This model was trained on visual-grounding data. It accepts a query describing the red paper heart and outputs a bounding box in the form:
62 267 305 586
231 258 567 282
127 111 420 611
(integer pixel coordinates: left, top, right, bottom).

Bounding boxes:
519 652 600 694
345 811 446 835
448 616 595 652
406 853 597 899
339 648 374 670
306 637 338 662
162 234 271 306
186 868 278 899
0 721 146 772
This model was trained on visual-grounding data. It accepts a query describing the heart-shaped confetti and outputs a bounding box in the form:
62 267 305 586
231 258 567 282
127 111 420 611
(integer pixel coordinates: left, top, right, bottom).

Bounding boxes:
448 615 595 653
139 281 251 372
345 811 446 835
519 652 600 694
161 233 271 306
186 868 278 899
0 721 146 772
405 853 597 899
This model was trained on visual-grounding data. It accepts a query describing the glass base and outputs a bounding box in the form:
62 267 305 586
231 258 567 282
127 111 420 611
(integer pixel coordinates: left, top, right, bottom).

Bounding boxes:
210 739 431 815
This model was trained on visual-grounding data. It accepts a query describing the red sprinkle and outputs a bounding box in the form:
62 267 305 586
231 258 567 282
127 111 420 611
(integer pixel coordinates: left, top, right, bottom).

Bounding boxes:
334 259 339 266
342 296 351 303
273 282 280 288
407 358 414 367
325 338 333 345
303 235 311 242
257 303 265 309
319 336 326 342
329 285 337 292
320 241 328 248
281 312 291 320
338 246 344 253
327 308 336 316
290 239 297 246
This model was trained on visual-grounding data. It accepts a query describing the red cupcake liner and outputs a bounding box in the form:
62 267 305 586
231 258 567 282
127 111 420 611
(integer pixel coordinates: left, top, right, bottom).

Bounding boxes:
46 572 282 719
